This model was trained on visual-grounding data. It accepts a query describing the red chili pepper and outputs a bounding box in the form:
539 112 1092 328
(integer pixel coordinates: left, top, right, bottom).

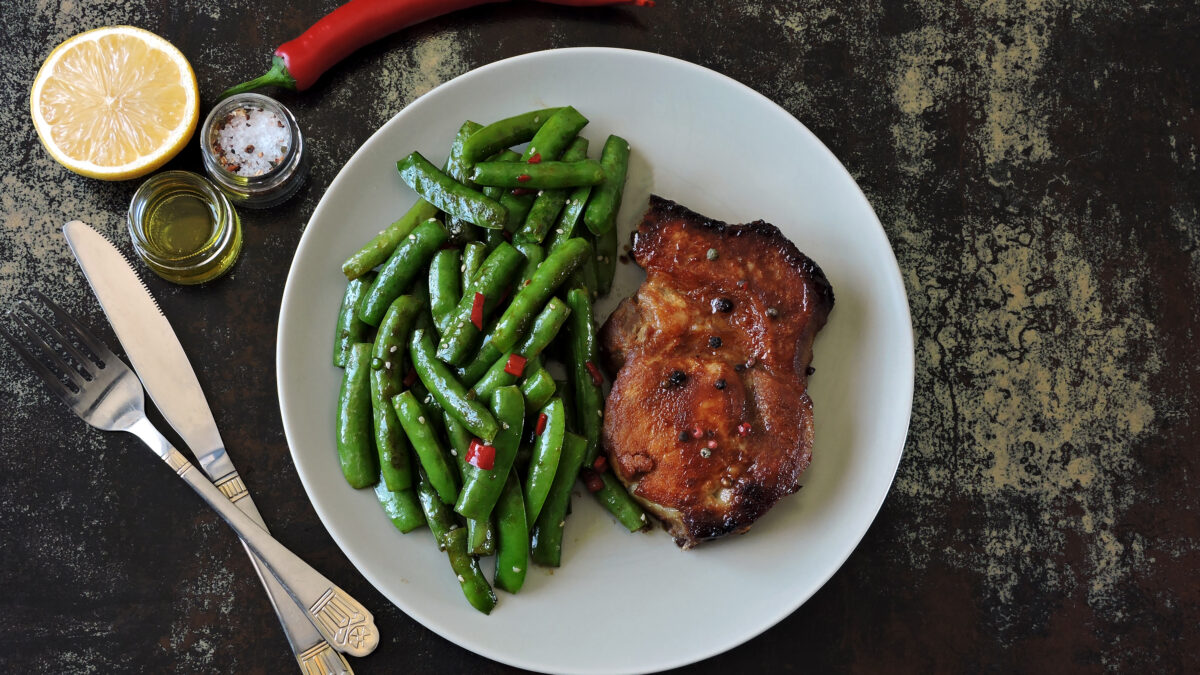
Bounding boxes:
581 468 604 493
403 368 418 387
470 292 485 330
585 361 603 387
737 423 752 437
528 153 542 164
221 0 653 98
510 188 536 196
535 412 548 435
691 426 703 438
593 455 607 473
466 439 495 470
504 353 527 377
517 173 532 183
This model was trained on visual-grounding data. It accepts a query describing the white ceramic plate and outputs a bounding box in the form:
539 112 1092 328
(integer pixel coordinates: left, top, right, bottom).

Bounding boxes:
278 48 913 674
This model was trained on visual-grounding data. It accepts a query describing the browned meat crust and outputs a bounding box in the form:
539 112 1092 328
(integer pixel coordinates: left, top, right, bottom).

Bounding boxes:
600 196 834 548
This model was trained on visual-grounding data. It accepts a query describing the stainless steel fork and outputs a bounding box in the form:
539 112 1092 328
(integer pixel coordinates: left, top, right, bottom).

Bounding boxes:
2 295 377 668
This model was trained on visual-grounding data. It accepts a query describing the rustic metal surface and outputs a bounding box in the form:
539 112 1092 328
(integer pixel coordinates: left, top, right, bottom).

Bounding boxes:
2 1 1198 672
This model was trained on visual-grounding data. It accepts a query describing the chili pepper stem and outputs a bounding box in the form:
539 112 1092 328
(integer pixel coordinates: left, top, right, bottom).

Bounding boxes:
219 56 297 100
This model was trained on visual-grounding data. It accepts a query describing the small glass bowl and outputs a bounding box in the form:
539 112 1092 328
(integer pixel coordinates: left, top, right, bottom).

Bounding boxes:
200 93 309 209
127 171 243 285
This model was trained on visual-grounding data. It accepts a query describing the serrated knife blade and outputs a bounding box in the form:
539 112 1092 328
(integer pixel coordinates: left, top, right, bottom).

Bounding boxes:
62 220 233 479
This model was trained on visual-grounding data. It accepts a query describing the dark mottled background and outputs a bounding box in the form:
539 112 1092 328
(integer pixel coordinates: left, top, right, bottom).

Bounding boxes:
2 0 1198 672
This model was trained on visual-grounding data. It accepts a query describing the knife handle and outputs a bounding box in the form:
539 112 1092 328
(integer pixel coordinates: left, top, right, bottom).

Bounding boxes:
126 418 380 658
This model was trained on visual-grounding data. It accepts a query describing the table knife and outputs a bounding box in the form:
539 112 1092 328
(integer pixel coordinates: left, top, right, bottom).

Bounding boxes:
63 221 374 670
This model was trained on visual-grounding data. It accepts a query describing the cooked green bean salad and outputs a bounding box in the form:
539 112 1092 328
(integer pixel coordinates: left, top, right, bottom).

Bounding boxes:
331 107 646 614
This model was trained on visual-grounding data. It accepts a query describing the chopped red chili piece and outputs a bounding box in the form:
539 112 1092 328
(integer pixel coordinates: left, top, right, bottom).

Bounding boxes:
466 439 495 470
527 153 542 164
691 426 703 439
585 361 603 387
582 469 604 492
517 173 532 183
535 412 548 436
511 188 535 196
403 368 417 387
470 292 484 330
593 455 608 473
707 439 718 450
737 423 752 437
504 353 527 377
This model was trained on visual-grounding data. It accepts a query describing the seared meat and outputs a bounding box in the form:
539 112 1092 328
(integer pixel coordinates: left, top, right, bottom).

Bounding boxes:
600 196 834 548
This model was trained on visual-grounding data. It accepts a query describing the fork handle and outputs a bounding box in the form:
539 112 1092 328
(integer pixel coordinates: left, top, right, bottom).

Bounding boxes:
126 418 379 658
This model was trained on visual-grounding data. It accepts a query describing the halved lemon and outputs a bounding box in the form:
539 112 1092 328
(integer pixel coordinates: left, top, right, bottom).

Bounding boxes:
31 26 199 181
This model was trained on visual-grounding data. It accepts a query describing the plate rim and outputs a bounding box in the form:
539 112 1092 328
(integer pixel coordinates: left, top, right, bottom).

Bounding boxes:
277 46 915 673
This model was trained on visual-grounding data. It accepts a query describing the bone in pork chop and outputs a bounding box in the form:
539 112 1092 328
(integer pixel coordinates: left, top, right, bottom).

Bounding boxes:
600 196 834 548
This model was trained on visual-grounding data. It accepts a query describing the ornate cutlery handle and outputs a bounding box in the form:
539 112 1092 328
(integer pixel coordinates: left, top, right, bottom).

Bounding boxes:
128 418 379 657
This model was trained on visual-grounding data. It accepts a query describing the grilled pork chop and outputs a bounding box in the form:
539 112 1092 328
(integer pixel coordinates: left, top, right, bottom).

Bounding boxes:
600 196 834 548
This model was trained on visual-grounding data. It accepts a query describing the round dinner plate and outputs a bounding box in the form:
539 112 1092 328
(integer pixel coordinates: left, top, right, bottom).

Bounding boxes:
278 48 913 674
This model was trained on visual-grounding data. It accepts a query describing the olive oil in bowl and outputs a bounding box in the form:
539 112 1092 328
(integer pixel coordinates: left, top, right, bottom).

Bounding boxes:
128 171 242 284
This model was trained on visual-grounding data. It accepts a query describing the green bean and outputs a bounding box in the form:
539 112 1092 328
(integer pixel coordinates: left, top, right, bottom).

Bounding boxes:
595 223 618 297
470 160 605 190
521 106 588 163
455 386 524 521
358 217 448 326
516 136 589 244
393 390 460 504
398 151 507 230
460 107 563 167
375 480 425 533
336 344 378 488
531 432 588 567
593 471 649 532
428 249 461 335
513 239 545 286
547 183 592 252
411 328 499 441
443 412 497 557
415 467 458 551
473 295 570 375
460 241 486 292
341 201 440 280
470 297 570 397
565 288 604 464
468 517 497 557
493 472 529 593
443 527 497 614
583 135 630 236
554 377 576 431
370 295 421 491
524 398 566 528
482 237 589 359
447 120 483 184
520 367 557 413
333 272 374 367
435 242 524 366
566 236 598 299
478 150 534 233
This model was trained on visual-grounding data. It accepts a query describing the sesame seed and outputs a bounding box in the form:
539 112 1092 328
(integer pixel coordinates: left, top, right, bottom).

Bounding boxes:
766 307 780 318
460 264 466 272
457 575 465 582
700 448 712 458
512 566 522 573
409 234 416 240
384 361 392 369
502 421 510 429
559 521 565 527
417 416 425 424
706 248 719 260
556 228 563 234
389 345 398 353
450 449 457 456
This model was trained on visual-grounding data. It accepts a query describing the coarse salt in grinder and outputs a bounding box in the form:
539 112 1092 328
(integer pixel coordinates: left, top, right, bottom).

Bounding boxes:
200 93 309 208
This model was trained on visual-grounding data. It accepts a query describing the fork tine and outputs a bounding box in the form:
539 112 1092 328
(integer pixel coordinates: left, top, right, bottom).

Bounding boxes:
17 300 98 379
11 311 88 391
30 289 111 365
0 323 76 406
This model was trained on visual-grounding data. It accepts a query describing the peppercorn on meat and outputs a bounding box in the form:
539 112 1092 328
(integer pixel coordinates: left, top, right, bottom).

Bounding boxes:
600 196 834 548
